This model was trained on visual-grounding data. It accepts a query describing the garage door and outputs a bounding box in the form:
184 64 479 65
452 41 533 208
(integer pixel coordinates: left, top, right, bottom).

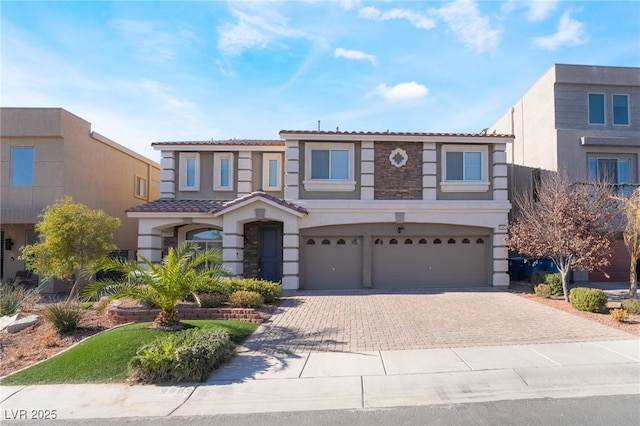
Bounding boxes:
589 239 630 282
303 237 362 289
372 236 489 288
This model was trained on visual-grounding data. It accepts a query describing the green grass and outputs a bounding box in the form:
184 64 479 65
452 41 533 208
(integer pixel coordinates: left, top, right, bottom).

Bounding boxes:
0 320 258 385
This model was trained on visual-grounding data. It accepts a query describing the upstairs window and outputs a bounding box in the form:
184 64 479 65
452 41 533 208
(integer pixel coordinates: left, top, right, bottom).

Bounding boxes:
588 156 634 196
179 153 200 191
214 152 234 191
134 175 147 199
441 145 489 192
304 143 355 191
262 153 282 191
11 147 35 186
588 93 605 125
612 95 629 125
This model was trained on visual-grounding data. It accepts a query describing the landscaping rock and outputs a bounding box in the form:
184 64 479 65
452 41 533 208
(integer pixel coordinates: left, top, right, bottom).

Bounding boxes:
5 314 39 334
0 313 21 331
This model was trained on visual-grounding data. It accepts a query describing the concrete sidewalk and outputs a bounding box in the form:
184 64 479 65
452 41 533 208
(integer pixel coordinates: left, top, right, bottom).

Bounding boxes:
2 339 639 421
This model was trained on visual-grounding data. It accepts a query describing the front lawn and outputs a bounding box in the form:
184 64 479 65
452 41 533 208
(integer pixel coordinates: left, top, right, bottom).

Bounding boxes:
1 320 257 385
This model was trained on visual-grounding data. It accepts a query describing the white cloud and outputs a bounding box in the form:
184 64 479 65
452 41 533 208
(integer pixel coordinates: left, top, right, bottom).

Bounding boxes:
376 82 429 102
334 47 376 64
111 19 196 62
433 0 500 53
531 10 587 50
526 0 559 21
359 6 436 30
338 0 361 11
218 3 305 56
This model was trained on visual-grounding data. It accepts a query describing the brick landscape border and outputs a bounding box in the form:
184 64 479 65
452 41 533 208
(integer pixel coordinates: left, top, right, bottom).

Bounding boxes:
107 305 263 324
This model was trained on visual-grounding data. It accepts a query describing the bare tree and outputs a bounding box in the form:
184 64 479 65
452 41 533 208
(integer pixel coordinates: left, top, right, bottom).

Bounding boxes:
507 173 619 302
617 187 640 298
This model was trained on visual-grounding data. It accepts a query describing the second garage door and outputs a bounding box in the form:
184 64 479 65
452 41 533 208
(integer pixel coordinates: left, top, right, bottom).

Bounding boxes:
372 236 489 288
303 237 362 289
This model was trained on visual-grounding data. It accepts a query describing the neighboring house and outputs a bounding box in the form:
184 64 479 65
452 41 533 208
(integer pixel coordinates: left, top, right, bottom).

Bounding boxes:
0 108 160 290
127 131 513 290
489 64 640 282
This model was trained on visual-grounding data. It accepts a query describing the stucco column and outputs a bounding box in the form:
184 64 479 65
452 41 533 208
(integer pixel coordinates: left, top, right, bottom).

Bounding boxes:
222 216 244 277
284 140 300 200
422 142 437 200
136 220 163 264
160 151 175 199
282 219 300 290
361 141 374 200
493 146 508 202
237 151 253 196
492 228 510 287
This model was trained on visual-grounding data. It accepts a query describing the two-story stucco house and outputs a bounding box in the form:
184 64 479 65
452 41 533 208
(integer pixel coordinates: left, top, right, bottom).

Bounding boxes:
489 64 640 282
127 130 513 290
0 108 160 289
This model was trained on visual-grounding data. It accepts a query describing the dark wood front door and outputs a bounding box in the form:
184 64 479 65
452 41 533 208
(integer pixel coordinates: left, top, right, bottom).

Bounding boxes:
258 224 283 282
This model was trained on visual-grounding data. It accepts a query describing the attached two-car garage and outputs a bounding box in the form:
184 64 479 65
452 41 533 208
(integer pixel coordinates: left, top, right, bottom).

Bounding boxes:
301 224 491 290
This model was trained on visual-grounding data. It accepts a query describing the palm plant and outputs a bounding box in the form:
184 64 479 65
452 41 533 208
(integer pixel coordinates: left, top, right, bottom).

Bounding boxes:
82 241 229 329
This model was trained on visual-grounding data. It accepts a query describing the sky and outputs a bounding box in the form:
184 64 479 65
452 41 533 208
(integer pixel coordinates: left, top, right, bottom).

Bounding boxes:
2 1 639 162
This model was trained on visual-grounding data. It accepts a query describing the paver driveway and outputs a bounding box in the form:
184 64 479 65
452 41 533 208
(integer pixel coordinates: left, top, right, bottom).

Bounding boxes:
244 288 636 354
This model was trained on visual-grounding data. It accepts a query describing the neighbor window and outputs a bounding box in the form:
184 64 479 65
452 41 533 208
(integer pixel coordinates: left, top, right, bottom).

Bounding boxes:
214 152 234 191
588 93 605 124
612 95 629 125
304 143 355 191
11 147 35 186
262 153 282 191
179 153 200 191
441 145 489 192
588 156 634 196
134 175 147 199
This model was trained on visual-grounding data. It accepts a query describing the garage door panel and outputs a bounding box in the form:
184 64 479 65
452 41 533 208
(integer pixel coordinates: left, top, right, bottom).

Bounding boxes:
372 236 488 288
304 237 362 289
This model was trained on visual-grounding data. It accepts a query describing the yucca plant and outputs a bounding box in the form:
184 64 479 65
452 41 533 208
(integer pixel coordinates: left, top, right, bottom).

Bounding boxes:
82 242 229 330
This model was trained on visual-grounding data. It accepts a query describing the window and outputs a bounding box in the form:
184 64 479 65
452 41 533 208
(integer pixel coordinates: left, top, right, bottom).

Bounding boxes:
262 153 282 191
441 145 489 192
304 143 355 191
134 175 147 199
185 228 223 267
214 153 234 191
179 153 200 191
11 147 35 186
613 95 629 125
589 156 634 196
588 93 605 124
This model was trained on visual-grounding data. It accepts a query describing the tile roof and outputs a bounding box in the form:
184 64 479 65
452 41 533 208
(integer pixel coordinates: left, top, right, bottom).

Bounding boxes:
127 192 307 215
279 130 513 138
151 139 283 147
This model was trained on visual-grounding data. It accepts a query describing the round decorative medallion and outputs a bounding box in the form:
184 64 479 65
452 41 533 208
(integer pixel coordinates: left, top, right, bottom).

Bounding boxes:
389 148 408 168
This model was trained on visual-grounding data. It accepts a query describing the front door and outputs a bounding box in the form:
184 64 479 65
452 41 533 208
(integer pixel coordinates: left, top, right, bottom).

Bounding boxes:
258 224 283 282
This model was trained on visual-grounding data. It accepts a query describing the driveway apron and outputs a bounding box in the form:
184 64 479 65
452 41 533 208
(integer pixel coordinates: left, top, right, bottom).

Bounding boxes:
243 289 636 354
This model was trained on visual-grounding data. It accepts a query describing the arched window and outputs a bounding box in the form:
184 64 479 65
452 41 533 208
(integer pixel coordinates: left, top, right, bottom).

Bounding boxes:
433 238 442 244
462 238 470 244
448 238 456 244
404 239 413 244
307 239 316 245
390 238 398 245
374 239 383 245
337 239 346 245
185 228 223 251
418 238 427 244
321 239 331 245
476 238 485 244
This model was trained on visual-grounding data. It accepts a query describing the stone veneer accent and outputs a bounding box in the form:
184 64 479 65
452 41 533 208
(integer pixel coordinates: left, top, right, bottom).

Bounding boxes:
374 141 422 200
243 222 259 278
107 305 263 324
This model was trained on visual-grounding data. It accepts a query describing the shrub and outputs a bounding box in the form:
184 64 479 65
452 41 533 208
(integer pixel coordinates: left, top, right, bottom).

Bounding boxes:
534 284 552 298
128 327 234 383
198 292 227 308
610 308 629 323
43 303 83 334
621 299 640 315
238 279 282 303
531 271 548 286
0 286 28 316
569 287 609 313
229 290 264 308
544 273 564 296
